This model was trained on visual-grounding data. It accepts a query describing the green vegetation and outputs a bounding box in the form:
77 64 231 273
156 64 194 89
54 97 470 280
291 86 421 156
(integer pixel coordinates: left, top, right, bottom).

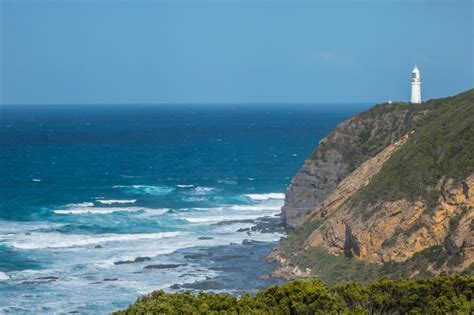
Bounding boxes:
312 101 422 172
115 275 473 314
282 244 463 284
278 220 322 257
351 89 474 213
290 247 381 284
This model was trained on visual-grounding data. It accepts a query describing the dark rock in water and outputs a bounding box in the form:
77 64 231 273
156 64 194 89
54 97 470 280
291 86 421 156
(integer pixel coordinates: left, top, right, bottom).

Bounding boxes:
144 264 185 270
103 278 118 281
215 219 254 226
36 276 59 281
114 256 151 265
25 232 31 236
166 241 284 293
250 216 285 234
184 253 208 260
94 245 102 249
236 227 250 232
197 237 213 240
114 260 130 265
21 276 59 285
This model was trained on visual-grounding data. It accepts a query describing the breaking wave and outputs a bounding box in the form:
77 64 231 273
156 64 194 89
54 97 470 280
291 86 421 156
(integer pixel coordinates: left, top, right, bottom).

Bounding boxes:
244 193 285 201
53 207 147 215
113 185 176 196
176 184 194 188
0 272 9 281
2 231 183 250
97 199 137 205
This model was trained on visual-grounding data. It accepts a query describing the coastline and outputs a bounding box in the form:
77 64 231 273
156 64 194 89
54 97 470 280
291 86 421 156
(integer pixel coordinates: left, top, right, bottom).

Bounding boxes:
111 215 286 313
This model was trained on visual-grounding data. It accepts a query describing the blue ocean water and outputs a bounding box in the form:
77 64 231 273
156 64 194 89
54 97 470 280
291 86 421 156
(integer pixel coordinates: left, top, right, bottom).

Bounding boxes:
0 104 368 314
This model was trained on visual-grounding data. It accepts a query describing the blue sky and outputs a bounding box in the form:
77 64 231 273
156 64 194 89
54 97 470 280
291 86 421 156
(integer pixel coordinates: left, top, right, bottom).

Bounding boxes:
1 0 472 105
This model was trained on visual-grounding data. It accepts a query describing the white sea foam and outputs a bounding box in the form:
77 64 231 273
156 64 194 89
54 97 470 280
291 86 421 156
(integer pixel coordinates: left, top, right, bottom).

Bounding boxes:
192 187 216 195
181 207 224 212
0 221 65 235
32 179 42 182
0 272 9 281
114 185 176 195
4 231 183 250
66 202 94 207
183 213 265 224
97 199 137 205
229 204 282 211
176 184 194 188
244 193 285 201
53 207 146 215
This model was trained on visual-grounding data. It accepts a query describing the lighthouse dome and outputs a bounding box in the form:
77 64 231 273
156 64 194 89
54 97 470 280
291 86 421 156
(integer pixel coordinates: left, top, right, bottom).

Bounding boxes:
412 65 420 74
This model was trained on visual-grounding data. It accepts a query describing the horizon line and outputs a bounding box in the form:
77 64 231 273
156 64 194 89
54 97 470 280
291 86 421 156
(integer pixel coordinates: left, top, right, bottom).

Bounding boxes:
0 101 383 106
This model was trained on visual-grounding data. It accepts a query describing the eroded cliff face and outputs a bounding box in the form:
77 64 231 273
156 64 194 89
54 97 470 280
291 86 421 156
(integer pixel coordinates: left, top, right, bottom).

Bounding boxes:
282 105 423 229
305 167 473 269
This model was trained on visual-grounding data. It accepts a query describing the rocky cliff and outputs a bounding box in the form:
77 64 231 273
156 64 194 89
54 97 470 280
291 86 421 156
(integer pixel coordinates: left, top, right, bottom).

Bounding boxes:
274 89 474 282
282 102 424 228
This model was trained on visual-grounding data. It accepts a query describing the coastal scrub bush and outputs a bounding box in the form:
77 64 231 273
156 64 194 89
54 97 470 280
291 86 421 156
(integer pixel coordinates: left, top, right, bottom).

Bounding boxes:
114 275 474 314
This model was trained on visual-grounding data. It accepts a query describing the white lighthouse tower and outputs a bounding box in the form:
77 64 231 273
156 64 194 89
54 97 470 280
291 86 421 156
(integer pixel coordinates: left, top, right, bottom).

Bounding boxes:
410 65 422 103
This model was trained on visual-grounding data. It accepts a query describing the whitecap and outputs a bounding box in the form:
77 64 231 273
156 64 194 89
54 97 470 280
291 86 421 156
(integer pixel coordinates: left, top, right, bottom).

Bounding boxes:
184 214 262 223
32 179 42 182
0 221 65 235
176 184 194 188
66 202 94 207
188 207 224 211
114 185 175 196
229 204 282 211
0 272 9 281
3 231 183 250
97 199 137 205
53 207 146 215
192 187 216 195
244 193 285 201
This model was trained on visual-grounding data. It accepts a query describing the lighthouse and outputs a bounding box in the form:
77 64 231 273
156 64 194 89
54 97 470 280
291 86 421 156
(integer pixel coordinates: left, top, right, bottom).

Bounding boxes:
410 65 422 103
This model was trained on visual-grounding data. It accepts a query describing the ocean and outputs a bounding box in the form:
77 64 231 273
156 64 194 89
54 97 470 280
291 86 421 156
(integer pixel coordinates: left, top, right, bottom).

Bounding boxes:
0 103 368 314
